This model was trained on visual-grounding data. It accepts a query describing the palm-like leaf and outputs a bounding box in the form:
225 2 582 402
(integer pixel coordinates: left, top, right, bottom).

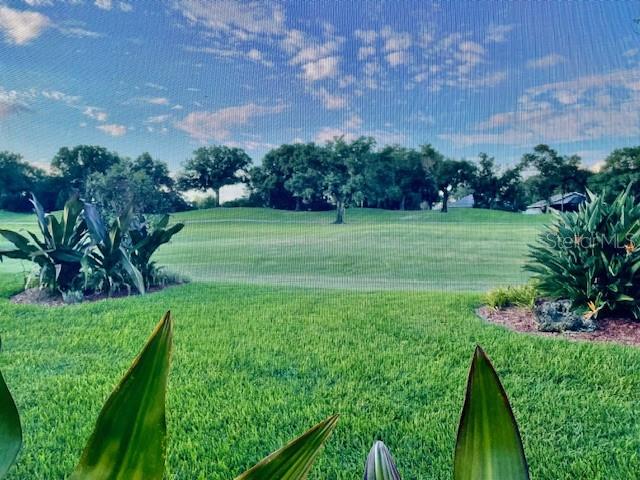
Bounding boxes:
70 311 173 480
235 414 339 480
454 346 529 480
0 366 21 480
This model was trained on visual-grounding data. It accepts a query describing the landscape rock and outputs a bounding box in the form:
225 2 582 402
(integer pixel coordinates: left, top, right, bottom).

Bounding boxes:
533 299 597 332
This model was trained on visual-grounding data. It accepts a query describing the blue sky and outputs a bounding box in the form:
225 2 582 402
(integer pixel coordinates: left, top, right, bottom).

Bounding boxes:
1 0 640 174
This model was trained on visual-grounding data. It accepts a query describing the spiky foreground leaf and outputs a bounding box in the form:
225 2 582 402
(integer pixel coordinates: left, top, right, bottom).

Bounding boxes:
235 414 339 480
363 441 401 480
0 367 21 479
70 311 173 480
454 346 529 480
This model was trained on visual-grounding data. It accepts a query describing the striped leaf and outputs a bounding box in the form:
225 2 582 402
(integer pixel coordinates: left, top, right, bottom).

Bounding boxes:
235 414 339 480
70 311 173 480
454 346 529 480
363 441 401 480
0 366 22 479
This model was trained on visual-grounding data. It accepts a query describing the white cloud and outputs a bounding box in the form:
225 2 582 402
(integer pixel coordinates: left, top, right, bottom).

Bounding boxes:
357 46 375 60
526 53 565 69
623 48 639 58
42 90 80 104
83 106 108 122
118 2 132 12
141 96 170 105
301 56 339 82
0 6 50 45
145 114 171 124
145 82 166 90
172 0 286 38
354 29 377 44
439 67 640 146
175 103 285 142
0 88 31 118
486 24 514 43
385 50 409 67
94 0 112 9
313 88 347 110
97 123 127 136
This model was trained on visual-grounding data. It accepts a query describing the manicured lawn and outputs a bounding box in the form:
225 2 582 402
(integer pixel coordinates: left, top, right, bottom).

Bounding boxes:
1 208 637 479
0 277 638 479
1 207 547 291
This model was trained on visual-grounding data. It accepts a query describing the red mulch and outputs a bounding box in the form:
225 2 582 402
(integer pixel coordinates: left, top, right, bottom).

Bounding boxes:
10 284 181 307
477 306 640 347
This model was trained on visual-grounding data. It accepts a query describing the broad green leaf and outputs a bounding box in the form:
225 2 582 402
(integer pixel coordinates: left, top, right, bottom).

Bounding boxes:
0 365 22 479
70 311 173 480
363 441 402 480
84 203 108 245
235 414 339 480
454 346 529 480
118 248 145 294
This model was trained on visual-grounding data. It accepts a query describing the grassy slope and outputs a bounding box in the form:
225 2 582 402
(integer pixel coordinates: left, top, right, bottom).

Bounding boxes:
1 208 547 291
0 277 639 479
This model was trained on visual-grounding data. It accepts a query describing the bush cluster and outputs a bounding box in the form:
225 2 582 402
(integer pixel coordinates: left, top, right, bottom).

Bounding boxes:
526 187 640 320
0 195 184 301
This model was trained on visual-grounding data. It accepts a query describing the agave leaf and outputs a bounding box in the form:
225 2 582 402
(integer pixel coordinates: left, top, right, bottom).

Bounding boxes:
118 248 145 294
0 365 22 478
454 346 529 480
235 414 339 480
62 197 84 246
363 441 401 480
84 203 108 245
70 311 173 480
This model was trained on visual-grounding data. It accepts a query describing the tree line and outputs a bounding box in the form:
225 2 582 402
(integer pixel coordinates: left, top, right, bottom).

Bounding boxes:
1 138 639 223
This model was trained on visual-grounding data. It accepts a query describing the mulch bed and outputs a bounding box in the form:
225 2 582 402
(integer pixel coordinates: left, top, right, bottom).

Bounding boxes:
10 284 181 307
477 306 640 347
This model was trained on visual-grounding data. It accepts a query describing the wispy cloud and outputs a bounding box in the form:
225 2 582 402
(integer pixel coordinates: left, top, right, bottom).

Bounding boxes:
440 67 640 146
526 53 565 69
175 103 286 142
97 123 127 136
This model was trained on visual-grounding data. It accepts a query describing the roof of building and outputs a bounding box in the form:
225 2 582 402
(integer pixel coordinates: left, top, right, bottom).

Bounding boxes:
527 192 586 209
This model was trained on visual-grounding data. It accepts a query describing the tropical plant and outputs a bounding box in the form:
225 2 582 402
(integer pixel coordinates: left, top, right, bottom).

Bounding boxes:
485 284 538 310
128 215 185 287
0 195 88 292
83 203 145 295
526 186 640 320
0 311 529 479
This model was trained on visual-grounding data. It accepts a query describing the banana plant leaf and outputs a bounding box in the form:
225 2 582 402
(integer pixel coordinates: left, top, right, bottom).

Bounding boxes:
454 346 529 480
235 414 339 480
0 366 22 479
70 311 173 480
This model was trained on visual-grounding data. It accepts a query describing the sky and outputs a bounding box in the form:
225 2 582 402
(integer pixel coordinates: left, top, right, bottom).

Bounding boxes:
1 0 640 176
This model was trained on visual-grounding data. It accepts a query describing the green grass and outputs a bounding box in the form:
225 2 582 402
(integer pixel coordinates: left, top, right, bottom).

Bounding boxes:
1 207 547 291
0 278 638 479
1 207 637 479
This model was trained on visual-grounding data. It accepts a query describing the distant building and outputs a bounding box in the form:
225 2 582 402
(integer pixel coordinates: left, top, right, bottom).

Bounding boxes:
524 192 586 214
449 194 475 208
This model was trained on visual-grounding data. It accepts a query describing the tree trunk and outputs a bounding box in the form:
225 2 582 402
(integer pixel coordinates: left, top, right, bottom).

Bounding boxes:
334 201 345 224
213 188 220 207
295 197 301 211
441 191 449 213
400 195 406 211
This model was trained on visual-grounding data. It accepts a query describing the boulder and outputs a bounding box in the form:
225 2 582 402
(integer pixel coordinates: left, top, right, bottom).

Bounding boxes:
533 299 597 332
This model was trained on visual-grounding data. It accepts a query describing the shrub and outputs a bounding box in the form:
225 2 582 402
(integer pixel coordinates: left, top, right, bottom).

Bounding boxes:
0 196 184 298
525 186 640 321
0 312 530 479
0 195 88 292
485 284 538 310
